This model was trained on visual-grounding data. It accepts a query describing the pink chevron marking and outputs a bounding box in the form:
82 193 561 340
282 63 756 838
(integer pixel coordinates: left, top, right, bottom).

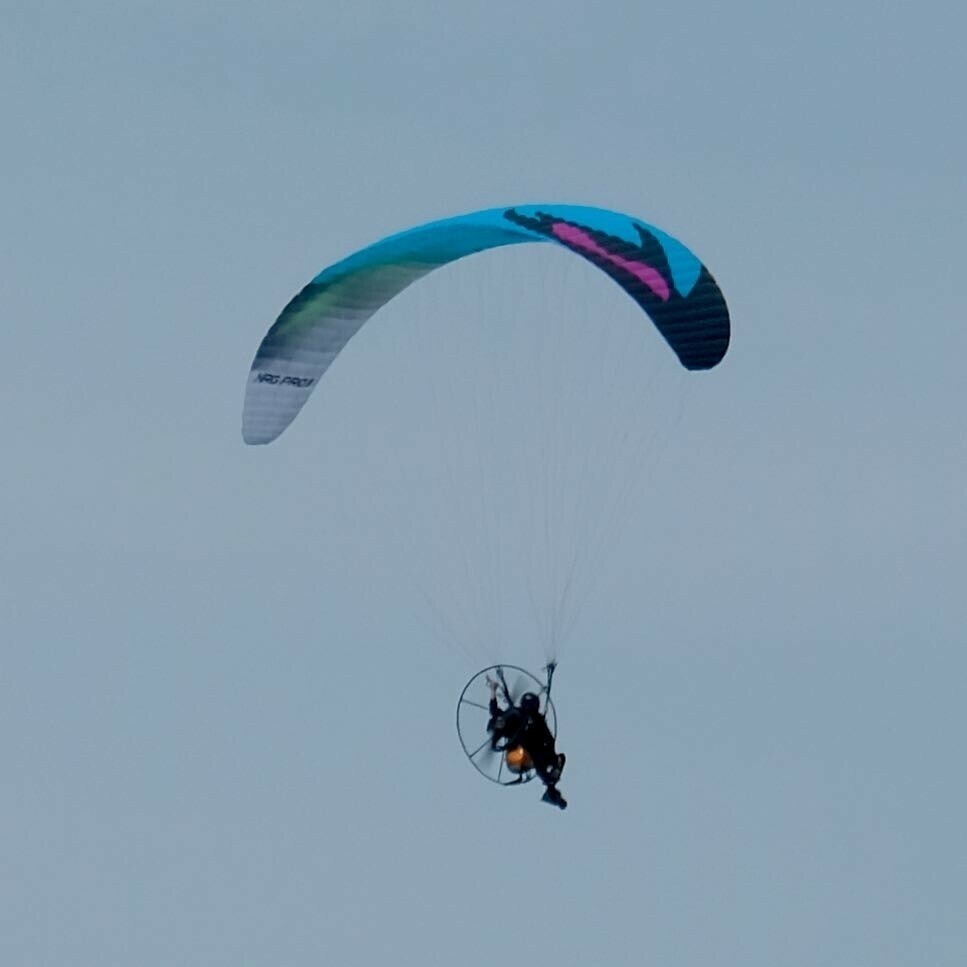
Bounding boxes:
551 222 671 302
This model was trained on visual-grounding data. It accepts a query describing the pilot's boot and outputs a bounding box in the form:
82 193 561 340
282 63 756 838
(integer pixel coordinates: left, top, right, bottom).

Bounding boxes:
542 786 568 810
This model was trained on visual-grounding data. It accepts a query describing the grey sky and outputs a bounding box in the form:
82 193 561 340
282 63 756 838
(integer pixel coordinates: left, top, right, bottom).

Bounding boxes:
2 2 965 965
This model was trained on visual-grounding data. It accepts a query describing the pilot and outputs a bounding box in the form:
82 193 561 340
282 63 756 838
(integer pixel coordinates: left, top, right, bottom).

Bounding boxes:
487 678 567 809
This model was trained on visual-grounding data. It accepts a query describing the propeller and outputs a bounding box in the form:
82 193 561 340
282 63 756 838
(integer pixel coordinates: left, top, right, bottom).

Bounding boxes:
456 664 551 784
497 666 533 708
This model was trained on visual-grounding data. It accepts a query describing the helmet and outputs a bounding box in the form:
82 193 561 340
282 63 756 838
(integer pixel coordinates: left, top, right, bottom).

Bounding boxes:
520 692 540 713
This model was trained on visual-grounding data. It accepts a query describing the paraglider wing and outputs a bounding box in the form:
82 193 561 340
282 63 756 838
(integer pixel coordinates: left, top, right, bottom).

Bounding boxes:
242 204 729 445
